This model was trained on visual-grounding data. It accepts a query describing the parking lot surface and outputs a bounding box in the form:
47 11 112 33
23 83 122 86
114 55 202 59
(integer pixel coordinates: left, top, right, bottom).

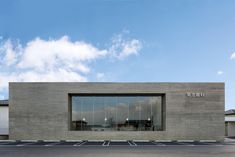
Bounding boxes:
1 140 235 157
0 140 234 147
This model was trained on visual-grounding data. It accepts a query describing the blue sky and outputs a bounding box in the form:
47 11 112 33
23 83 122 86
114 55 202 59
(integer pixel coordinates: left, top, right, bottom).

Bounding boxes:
0 0 235 110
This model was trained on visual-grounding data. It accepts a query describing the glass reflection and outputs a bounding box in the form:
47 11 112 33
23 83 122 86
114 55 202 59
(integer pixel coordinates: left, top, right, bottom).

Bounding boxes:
71 95 163 131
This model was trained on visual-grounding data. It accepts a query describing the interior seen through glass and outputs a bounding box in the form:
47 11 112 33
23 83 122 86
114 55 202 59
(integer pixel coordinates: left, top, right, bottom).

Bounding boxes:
71 95 163 131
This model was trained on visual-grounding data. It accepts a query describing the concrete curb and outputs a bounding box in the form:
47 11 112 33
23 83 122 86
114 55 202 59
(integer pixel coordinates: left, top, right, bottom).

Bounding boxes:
133 140 150 142
65 140 82 142
43 140 60 142
199 140 216 142
0 140 16 142
110 140 127 142
87 140 104 142
20 140 38 142
177 140 194 142
155 140 172 142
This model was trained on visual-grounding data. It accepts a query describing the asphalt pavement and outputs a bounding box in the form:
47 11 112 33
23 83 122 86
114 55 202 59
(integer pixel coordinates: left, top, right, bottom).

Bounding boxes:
0 140 235 157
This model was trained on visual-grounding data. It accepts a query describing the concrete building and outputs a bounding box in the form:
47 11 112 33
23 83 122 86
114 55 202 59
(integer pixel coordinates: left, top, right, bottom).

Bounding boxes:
9 82 225 141
0 100 9 139
225 109 235 137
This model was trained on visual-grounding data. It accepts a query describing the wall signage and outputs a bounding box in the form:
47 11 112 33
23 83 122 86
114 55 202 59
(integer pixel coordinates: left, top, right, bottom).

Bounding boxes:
186 92 205 97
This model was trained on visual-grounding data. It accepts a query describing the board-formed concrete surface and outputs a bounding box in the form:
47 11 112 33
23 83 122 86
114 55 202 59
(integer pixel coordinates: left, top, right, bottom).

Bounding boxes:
9 82 224 141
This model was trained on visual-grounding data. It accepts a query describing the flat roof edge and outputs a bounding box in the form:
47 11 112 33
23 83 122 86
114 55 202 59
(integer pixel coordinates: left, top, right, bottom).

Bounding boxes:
9 82 225 84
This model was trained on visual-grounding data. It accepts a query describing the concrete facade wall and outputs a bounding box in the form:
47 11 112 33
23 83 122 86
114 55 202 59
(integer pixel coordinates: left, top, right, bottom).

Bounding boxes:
9 82 225 141
0 106 9 135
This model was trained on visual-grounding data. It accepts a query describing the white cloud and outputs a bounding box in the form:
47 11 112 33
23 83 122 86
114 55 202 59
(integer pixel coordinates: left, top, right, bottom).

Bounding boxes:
17 36 107 72
0 40 21 66
231 53 235 59
0 34 142 94
217 70 224 75
109 33 142 60
0 36 105 91
0 94 4 100
96 73 105 81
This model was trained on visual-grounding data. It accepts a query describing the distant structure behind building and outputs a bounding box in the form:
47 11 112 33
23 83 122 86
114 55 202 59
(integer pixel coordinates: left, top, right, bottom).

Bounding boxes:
225 109 235 137
0 100 9 139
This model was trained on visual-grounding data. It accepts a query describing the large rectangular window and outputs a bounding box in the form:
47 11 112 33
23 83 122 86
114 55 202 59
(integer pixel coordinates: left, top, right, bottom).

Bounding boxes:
70 95 164 131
